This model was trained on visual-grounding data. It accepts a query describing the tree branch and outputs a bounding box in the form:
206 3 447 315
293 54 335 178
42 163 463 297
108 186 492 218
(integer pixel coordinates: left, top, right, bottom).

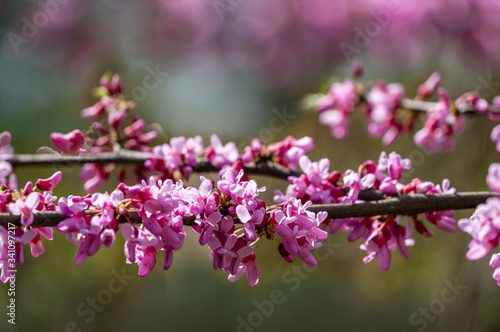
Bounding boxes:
0 191 495 228
400 98 500 115
6 152 300 180
307 191 496 219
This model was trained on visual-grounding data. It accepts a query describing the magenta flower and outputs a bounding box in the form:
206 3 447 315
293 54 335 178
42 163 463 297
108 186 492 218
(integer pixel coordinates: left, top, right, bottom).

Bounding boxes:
81 101 105 119
490 253 500 286
8 192 40 227
50 129 85 155
417 72 441 98
491 125 500 153
0 131 13 183
206 134 238 168
80 163 108 192
266 136 314 170
343 169 375 203
0 227 38 283
414 88 464 153
487 163 500 193
459 197 500 260
270 198 328 266
365 83 404 145
35 171 62 192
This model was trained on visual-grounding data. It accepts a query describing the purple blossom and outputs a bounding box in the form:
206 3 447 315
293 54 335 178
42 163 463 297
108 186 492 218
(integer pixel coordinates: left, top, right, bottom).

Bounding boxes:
487 163 500 193
0 227 36 283
317 79 357 139
365 83 404 145
414 88 464 153
491 125 500 153
80 163 108 192
149 136 203 177
360 217 415 271
266 136 314 170
206 134 238 168
417 72 441 98
8 192 40 227
35 171 62 192
50 129 85 155
0 131 13 184
343 169 375 203
490 253 500 286
270 198 328 266
459 197 500 260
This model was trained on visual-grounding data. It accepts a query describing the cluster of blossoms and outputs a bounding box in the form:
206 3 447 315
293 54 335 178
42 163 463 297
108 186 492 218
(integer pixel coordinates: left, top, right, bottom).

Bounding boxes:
0 161 329 286
49 74 317 192
0 171 61 282
314 64 500 153
0 131 13 186
3 71 500 289
49 74 158 191
459 164 500 284
274 151 456 271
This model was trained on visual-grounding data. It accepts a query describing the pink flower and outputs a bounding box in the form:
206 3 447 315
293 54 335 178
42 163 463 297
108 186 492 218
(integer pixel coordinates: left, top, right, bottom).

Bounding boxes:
414 88 464 153
459 197 500 260
270 198 328 266
417 72 441 98
81 102 105 119
490 126 500 153
80 163 108 192
490 253 500 286
365 83 404 145
0 131 13 182
487 163 500 193
108 109 127 129
266 136 314 170
35 171 62 192
8 192 40 227
316 79 358 139
206 134 238 168
50 129 85 155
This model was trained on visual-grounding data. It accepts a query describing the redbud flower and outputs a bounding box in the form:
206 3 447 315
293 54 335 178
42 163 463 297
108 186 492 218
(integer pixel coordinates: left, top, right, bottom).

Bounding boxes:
417 72 441 99
35 171 62 192
206 134 238 168
50 129 85 155
8 192 40 227
490 125 500 153
81 102 105 119
487 163 500 193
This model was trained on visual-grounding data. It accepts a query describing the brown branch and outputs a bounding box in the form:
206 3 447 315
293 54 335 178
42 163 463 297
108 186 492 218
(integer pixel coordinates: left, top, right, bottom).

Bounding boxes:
307 191 497 219
400 98 500 115
0 191 495 228
5 151 300 180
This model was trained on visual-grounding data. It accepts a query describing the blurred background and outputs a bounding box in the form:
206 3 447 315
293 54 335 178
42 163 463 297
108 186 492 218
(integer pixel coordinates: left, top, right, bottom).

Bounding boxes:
1 0 500 331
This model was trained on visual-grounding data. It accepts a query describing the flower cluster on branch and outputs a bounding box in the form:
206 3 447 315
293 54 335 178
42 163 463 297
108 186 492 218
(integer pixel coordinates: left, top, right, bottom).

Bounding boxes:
1 69 499 287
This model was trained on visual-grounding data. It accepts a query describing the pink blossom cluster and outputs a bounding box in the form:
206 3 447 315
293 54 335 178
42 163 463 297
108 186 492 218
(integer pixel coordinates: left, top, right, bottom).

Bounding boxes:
145 135 204 180
242 136 314 171
0 163 326 286
49 74 158 191
269 198 327 267
0 171 61 282
365 82 406 146
275 150 457 271
459 163 500 285
314 70 500 154
316 79 358 139
350 154 456 270
414 88 465 153
0 131 13 186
